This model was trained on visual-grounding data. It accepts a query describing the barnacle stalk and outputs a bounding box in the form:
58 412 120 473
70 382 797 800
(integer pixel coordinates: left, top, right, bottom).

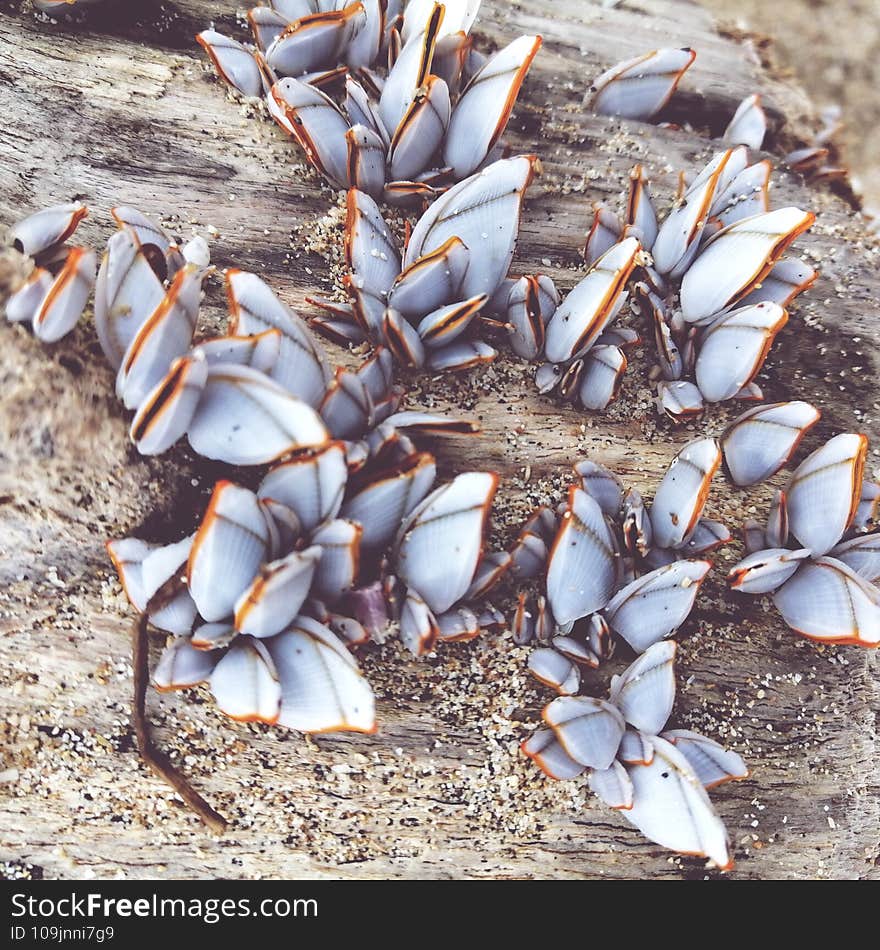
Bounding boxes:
133 605 227 834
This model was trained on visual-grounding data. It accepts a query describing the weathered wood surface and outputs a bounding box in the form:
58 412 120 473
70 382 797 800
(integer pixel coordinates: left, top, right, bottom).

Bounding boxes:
0 0 878 880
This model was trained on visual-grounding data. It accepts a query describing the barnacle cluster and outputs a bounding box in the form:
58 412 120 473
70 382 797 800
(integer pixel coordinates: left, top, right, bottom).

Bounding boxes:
5 0 878 873
197 1 541 203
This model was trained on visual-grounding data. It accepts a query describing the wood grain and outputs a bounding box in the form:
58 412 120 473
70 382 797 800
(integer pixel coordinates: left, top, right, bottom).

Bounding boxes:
0 0 877 880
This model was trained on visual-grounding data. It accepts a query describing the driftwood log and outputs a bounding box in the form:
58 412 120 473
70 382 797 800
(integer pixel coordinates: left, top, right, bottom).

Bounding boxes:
0 0 878 880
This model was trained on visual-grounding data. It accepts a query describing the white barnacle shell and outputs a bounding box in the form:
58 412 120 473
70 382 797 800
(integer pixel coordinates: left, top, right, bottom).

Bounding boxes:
382 307 426 368
578 344 627 410
573 459 623 517
583 203 622 267
193 329 283 375
772 556 880 647
344 76 389 146
402 0 481 43
187 481 271 622
721 400 820 487
395 470 498 615
94 228 167 369
830 534 880 586
512 592 535 645
546 486 618 627
379 2 443 134
187 363 329 465
785 433 867 556
625 164 658 250
462 550 511 601
153 638 220 691
266 2 366 77
680 207 815 323
652 149 739 277
528 648 581 695
723 93 767 151
345 0 386 68
404 155 536 299
258 441 348 533
5 269 54 325
271 77 351 187
510 519 551 581
622 735 733 871
589 760 634 810
503 274 558 360
130 353 209 456
604 560 711 653
728 547 811 595
115 264 204 410
694 301 788 403
346 123 387 199
436 605 480 642
388 237 470 316
310 518 362 601
341 452 437 550
248 7 289 52
660 730 749 789
444 34 542 179
29 247 96 343
417 294 487 348
265 616 376 733
649 437 721 550
680 518 730 555
209 637 282 723
106 535 198 636
383 410 480 436
226 269 331 407
853 480 880 531
427 339 497 371
765 488 789 548
521 727 586 781
319 367 374 439
399 586 440 655
738 257 818 309
552 635 599 669
196 29 263 98
658 379 704 421
707 160 771 232
587 47 696 120
233 547 323 639
8 202 88 258
191 621 237 652
544 237 640 364
542 695 626 770
344 189 401 329
618 729 654 766
388 75 451 183
608 641 677 735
